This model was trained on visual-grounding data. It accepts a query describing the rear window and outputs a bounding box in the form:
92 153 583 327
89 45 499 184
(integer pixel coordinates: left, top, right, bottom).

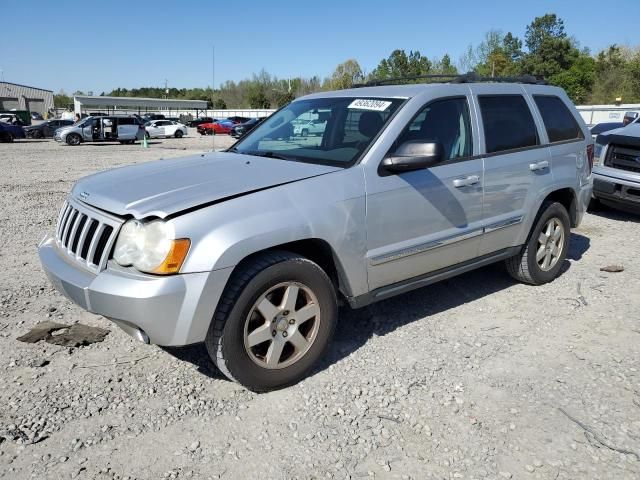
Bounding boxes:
479 95 539 154
534 95 584 143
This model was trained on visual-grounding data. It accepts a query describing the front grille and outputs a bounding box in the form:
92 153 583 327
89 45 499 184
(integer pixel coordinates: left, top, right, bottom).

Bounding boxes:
55 198 122 273
605 145 640 174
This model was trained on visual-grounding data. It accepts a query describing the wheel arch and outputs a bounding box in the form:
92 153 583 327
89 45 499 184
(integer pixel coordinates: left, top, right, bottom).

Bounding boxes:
223 238 353 303
542 187 578 227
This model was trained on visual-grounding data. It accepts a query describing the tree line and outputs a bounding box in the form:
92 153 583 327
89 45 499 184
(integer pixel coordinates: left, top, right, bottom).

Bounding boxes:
54 14 640 110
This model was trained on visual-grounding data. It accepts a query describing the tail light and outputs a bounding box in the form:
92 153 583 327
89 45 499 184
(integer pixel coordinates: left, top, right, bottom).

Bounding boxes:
586 144 594 173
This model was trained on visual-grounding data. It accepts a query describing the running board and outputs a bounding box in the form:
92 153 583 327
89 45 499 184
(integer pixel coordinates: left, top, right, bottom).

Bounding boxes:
347 246 521 309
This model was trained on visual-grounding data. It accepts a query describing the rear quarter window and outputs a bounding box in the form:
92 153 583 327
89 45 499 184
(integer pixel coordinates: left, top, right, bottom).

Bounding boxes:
534 95 584 143
479 95 539 154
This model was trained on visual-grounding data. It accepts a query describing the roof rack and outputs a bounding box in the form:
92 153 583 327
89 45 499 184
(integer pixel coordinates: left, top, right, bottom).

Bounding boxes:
355 72 547 87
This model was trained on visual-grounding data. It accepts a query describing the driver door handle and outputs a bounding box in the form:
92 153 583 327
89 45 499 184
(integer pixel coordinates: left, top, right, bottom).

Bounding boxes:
529 160 549 171
452 175 480 188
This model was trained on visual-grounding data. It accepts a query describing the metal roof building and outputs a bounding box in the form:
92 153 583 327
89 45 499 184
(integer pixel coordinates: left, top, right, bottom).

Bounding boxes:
73 95 208 116
0 82 54 114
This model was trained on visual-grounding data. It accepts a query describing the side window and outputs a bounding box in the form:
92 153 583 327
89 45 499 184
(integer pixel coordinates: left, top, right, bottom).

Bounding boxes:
395 97 473 160
479 95 539 154
534 95 584 143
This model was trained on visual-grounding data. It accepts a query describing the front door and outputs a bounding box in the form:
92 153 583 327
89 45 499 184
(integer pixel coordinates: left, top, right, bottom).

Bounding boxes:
365 96 484 291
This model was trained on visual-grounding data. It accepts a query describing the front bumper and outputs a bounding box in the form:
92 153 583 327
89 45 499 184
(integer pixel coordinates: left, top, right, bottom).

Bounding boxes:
593 167 640 209
38 235 233 346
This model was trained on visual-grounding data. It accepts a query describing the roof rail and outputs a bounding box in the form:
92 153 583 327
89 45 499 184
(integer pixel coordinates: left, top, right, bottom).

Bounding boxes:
354 72 547 87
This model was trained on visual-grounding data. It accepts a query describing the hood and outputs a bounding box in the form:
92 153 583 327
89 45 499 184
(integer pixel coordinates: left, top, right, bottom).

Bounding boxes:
71 152 341 219
596 123 640 149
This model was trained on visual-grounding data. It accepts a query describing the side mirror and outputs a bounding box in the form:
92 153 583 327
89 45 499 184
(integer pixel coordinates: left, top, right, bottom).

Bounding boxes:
381 141 443 173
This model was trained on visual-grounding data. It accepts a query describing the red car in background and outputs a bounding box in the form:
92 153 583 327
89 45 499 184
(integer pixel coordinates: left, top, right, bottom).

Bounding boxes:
197 119 236 135
197 117 253 135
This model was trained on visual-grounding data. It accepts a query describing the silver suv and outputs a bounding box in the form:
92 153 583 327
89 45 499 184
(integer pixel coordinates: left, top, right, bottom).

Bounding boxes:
39 78 593 391
54 115 145 145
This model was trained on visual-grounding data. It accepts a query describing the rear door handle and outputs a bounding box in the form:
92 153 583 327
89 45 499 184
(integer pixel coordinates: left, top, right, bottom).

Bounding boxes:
452 175 480 187
529 160 549 171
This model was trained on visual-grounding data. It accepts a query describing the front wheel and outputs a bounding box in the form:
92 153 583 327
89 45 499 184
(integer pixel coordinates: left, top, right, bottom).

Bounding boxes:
205 251 337 392
175 130 184 138
66 133 81 146
505 201 570 285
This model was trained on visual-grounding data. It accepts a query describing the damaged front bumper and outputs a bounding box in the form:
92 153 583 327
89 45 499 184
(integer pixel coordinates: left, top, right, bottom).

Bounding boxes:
38 235 233 346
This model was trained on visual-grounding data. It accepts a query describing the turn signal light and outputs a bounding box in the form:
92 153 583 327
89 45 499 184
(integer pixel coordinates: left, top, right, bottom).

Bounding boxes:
152 239 191 275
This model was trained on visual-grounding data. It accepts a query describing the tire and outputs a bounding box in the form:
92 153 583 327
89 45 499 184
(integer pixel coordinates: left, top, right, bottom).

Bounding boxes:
175 130 184 138
66 133 81 146
505 201 570 285
301 128 309 137
205 251 337 392
0 132 13 143
32 130 44 139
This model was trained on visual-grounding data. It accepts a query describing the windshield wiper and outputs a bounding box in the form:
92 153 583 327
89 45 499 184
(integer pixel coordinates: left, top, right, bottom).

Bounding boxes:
245 150 289 160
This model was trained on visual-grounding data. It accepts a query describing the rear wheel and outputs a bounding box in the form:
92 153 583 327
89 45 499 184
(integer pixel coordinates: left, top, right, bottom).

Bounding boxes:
66 133 81 146
205 251 337 392
505 201 570 285
175 130 184 138
32 129 44 139
0 132 14 143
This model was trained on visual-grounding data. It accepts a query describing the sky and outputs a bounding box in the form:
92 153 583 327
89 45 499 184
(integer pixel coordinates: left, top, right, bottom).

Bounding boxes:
2 0 639 94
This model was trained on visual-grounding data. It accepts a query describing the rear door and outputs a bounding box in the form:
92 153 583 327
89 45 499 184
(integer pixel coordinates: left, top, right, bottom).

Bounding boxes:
531 92 589 192
365 93 484 291
471 85 551 256
117 118 138 139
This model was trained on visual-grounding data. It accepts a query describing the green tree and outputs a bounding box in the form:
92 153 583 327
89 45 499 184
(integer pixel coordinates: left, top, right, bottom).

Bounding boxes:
53 90 72 108
369 49 431 80
525 13 566 54
326 59 364 90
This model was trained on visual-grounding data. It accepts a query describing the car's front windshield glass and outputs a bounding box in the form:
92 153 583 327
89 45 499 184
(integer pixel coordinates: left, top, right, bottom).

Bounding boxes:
232 97 404 167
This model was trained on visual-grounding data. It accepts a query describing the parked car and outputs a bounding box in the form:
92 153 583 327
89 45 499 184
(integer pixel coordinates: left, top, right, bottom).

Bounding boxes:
24 119 74 138
227 116 252 124
230 117 264 138
0 122 26 142
54 115 145 145
30 112 44 121
592 123 640 213
0 110 31 126
145 120 188 139
39 78 592 391
623 111 639 126
590 122 623 140
293 118 327 137
197 119 236 135
187 117 214 128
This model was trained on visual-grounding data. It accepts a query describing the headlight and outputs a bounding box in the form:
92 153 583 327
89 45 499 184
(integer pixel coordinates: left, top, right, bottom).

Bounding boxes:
594 143 604 165
113 219 190 274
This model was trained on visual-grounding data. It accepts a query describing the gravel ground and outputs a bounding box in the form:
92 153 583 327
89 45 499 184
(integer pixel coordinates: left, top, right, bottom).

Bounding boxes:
0 134 639 480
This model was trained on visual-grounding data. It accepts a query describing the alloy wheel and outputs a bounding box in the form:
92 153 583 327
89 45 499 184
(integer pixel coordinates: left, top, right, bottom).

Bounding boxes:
536 217 565 271
243 282 320 369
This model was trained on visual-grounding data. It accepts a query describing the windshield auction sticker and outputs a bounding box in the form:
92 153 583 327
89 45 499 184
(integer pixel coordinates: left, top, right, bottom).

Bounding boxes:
348 99 392 111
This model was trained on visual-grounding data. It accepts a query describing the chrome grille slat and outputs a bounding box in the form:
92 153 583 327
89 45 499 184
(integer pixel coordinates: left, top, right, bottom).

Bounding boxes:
86 223 106 268
61 210 78 247
56 202 70 239
54 197 123 274
74 217 93 260
66 213 84 253
58 204 73 240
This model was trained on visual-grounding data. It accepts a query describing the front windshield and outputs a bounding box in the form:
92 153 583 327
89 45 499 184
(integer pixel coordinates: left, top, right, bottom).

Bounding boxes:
232 97 404 166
